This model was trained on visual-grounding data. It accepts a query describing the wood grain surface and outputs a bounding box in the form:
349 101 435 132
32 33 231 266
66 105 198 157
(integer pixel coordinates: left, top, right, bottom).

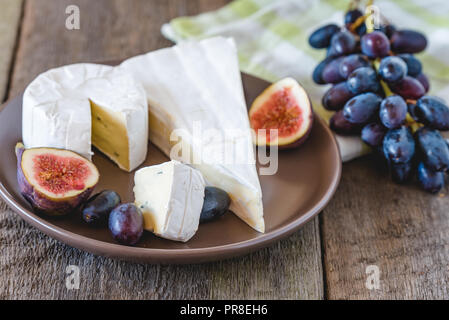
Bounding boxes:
0 0 324 300
322 156 449 299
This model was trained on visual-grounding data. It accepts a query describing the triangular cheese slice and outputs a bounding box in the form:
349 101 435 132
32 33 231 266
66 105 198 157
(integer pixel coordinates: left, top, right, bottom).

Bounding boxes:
121 37 264 232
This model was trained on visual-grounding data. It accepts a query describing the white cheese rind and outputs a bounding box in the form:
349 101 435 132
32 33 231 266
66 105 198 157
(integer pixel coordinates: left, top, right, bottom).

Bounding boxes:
22 63 148 171
121 37 265 232
133 160 206 242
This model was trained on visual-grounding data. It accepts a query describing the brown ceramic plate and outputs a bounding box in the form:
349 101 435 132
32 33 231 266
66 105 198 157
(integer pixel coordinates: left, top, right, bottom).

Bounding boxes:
0 73 341 264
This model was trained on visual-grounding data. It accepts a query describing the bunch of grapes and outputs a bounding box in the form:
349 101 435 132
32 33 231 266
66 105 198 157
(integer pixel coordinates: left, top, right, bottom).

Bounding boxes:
309 4 449 193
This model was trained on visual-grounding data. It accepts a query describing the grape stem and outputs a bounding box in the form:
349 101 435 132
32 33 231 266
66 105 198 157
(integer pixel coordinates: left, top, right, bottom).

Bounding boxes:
350 15 368 33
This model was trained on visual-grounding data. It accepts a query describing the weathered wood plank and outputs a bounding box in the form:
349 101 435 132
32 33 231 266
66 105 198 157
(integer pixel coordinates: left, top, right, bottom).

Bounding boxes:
0 0 22 101
1 0 324 299
322 156 449 299
209 218 323 299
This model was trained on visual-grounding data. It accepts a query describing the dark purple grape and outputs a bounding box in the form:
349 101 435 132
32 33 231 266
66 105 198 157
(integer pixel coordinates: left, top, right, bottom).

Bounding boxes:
383 126 415 164
361 31 390 58
415 96 449 130
384 24 397 38
347 67 380 94
417 162 445 193
374 24 397 39
398 54 422 77
329 30 356 56
82 190 121 225
200 187 230 224
357 23 367 36
309 24 340 49
373 85 387 99
390 161 413 184
415 73 430 93
361 122 387 147
321 56 345 83
391 30 427 54
343 92 382 124
378 56 407 84
390 76 425 100
407 102 419 121
415 127 449 171
322 82 355 111
109 203 144 246
312 58 331 84
326 45 339 59
428 96 448 105
379 95 407 129
339 54 370 79
329 110 361 135
344 9 365 35
344 9 363 26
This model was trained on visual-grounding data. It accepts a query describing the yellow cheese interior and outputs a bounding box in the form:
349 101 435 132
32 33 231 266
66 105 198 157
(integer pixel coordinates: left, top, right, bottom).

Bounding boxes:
90 101 130 171
148 108 173 155
148 108 193 163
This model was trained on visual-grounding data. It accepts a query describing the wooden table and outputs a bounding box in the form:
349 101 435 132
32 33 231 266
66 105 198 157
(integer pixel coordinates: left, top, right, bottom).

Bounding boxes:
1 0 448 300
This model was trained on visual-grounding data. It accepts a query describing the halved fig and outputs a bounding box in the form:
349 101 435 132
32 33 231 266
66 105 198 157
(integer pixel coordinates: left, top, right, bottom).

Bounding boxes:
15 143 99 216
249 77 313 148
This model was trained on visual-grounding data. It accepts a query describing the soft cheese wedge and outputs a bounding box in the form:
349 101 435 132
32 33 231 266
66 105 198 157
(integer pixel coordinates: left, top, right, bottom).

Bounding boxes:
134 160 206 242
22 63 148 172
121 37 265 232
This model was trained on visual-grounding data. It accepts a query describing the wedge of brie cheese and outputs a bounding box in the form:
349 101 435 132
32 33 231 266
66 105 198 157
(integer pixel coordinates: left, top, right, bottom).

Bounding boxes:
22 63 148 172
121 37 265 232
134 160 206 242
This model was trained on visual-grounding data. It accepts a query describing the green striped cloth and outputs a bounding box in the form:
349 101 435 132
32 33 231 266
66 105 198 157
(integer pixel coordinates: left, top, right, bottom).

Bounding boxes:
161 0 449 161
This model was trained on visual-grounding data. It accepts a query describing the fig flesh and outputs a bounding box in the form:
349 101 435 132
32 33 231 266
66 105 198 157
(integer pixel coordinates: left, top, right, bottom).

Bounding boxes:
15 143 99 216
249 78 313 149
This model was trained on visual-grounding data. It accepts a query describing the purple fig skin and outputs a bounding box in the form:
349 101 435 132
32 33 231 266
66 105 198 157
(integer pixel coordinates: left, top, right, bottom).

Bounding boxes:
15 143 97 216
278 111 314 150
